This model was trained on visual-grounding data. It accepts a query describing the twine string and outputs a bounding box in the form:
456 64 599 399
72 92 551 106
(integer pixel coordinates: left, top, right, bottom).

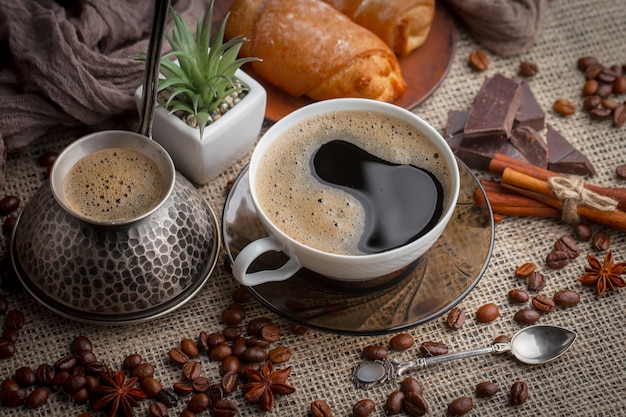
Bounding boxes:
548 176 618 223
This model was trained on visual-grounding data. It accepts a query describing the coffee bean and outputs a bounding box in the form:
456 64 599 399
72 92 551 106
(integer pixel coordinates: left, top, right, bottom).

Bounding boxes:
157 387 179 408
183 361 203 381
213 399 238 417
419 341 448 356
0 196 19 215
62 375 86 394
585 62 604 79
492 335 510 344
77 350 97 366
2 328 18 343
0 339 16 359
181 338 199 358
0 386 27 407
582 79 599 96
220 356 240 375
69 335 93 353
139 377 162 398
514 262 536 278
598 68 617 83
173 381 194 396
475 303 499 323
290 324 309 335
122 353 143 370
245 337 270 348
187 393 210 413
553 99 576 115
614 77 626 94
577 56 599 71
447 396 473 416
446 307 465 330
197 331 209 354
149 401 168 417
613 103 626 127
207 332 227 348
310 399 333 417
5 310 25 330
51 371 69 392
3 215 17 234
131 362 155 379
168 347 189 366
221 309 244 326
469 50 489 71
592 231 610 251
510 381 529 405
553 289 580 307
209 344 232 361
513 308 541 325
206 383 224 402
229 337 246 358
260 324 281 342
508 289 529 304
403 391 429 416
532 295 556 313
221 371 239 395
222 325 243 340
241 346 267 363
246 317 273 336
55 355 78 374
362 345 388 361
35 364 55 385
596 83 614 98
14 367 36 387
527 271 546 292
590 107 612 120
399 377 423 395
389 333 414 351
574 223 592 241
583 95 602 111
554 235 580 259
191 376 211 393
25 387 48 409
546 250 570 269
352 398 375 417
519 61 539 77
602 98 620 110
384 391 405 415
475 381 499 398
268 345 292 364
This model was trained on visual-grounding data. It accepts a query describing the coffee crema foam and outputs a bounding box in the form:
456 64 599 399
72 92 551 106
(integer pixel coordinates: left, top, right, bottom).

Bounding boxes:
63 148 162 222
255 110 451 256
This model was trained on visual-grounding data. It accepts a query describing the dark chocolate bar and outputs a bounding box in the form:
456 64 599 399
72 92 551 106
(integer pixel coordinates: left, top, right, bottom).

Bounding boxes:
546 124 596 176
510 126 548 168
455 139 527 171
445 110 469 138
515 80 545 131
463 74 523 142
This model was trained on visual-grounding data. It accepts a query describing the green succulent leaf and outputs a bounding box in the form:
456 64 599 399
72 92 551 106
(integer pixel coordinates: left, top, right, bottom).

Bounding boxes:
139 0 261 140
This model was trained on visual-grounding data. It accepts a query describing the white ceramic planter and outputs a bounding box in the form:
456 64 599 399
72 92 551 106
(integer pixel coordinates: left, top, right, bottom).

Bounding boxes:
135 69 266 185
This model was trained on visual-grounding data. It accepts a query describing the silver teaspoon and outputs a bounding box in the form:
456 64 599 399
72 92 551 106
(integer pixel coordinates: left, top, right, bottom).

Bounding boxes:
352 325 577 389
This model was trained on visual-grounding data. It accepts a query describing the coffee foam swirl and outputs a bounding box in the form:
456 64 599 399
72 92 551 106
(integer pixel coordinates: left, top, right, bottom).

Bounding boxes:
255 110 450 256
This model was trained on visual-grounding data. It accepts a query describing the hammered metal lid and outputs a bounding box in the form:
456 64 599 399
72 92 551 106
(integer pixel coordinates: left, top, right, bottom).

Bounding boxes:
11 174 220 325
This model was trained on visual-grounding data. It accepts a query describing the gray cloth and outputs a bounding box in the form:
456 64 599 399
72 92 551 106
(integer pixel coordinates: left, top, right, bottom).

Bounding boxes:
0 0 206 189
446 0 548 57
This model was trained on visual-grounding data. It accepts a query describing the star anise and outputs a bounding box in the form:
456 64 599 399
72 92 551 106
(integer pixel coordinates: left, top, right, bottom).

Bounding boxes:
241 361 296 411
578 250 626 296
92 370 147 417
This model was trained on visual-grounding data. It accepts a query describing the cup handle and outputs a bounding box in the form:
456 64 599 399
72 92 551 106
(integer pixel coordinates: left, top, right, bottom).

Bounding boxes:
232 236 302 286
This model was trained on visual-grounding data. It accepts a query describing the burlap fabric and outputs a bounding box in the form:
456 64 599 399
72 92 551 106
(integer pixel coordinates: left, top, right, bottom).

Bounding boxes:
1 0 625 415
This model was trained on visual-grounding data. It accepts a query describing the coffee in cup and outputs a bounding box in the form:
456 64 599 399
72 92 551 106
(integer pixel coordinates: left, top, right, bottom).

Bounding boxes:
50 131 176 226
233 98 460 285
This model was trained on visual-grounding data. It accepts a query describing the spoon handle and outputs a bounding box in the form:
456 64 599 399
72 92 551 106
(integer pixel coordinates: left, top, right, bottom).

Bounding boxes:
395 343 512 376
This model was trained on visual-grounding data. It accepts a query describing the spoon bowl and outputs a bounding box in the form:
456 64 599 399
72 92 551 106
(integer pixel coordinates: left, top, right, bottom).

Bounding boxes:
353 325 577 389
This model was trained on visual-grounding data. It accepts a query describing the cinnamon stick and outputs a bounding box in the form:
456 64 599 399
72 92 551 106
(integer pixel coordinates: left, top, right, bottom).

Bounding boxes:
500 168 626 232
490 153 626 210
474 186 561 219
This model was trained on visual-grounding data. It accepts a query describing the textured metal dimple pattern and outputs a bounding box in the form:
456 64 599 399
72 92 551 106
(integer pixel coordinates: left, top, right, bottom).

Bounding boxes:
14 175 215 315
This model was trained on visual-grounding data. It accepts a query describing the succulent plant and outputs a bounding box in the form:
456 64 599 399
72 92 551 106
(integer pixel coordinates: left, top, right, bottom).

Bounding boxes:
154 0 260 139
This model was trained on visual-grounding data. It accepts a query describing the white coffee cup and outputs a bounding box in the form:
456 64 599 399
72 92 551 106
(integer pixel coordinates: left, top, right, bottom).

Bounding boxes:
233 98 460 286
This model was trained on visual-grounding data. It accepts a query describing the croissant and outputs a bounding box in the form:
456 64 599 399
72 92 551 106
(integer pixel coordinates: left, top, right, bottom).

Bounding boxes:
225 0 406 102
321 0 436 56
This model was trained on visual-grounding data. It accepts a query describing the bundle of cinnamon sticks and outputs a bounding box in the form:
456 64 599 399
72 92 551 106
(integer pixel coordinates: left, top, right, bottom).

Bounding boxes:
475 153 626 232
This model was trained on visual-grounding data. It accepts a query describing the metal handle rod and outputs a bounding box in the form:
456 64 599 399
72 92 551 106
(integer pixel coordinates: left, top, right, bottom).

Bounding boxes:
138 0 171 138
396 343 512 376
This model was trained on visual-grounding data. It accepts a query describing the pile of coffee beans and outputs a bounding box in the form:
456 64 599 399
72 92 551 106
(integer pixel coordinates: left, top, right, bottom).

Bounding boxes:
576 57 626 127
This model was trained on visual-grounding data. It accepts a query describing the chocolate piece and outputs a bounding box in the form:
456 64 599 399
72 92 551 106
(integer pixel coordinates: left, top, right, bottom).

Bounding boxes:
510 126 548 168
455 139 527 171
445 110 469 138
463 74 523 142
515 80 545 131
546 124 596 176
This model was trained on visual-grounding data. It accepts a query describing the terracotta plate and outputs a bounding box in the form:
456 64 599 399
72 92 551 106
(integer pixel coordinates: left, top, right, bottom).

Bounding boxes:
213 1 458 122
